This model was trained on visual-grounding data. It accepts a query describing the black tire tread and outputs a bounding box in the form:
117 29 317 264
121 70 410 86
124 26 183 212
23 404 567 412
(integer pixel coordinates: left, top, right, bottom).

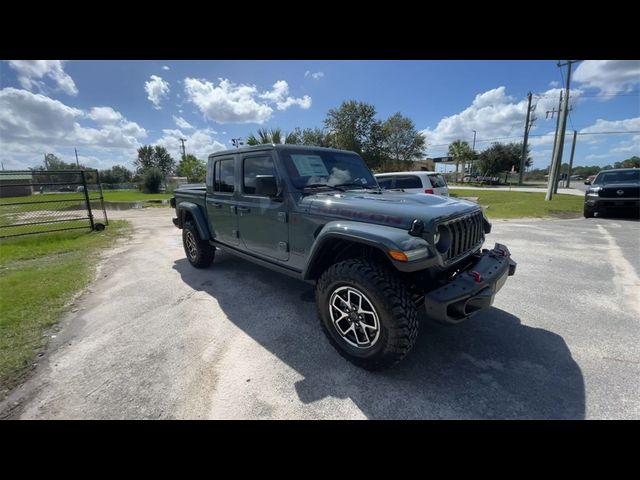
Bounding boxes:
183 220 215 268
316 258 418 370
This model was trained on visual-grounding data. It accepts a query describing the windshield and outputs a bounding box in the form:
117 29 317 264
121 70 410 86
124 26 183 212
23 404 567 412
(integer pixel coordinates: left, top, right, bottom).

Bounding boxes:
280 149 378 190
594 170 640 185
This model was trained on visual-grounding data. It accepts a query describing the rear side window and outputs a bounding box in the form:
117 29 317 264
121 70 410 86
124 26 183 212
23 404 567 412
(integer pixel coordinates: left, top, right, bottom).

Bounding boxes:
395 176 422 189
214 159 235 193
243 156 276 194
376 176 393 189
428 174 447 188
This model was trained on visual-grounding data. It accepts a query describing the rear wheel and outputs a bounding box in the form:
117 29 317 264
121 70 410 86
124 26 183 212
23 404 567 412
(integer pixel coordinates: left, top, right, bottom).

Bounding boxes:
182 220 215 268
316 259 418 370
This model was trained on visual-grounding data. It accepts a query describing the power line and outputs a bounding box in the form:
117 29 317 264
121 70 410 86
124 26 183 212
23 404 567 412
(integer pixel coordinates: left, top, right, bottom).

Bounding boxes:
426 130 639 150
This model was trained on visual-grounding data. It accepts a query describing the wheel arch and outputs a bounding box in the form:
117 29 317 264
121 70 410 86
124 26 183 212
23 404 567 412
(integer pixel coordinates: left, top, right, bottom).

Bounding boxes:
177 202 211 240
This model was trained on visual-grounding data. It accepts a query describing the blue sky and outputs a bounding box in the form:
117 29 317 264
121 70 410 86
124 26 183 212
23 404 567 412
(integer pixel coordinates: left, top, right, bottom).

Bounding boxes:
1 60 638 172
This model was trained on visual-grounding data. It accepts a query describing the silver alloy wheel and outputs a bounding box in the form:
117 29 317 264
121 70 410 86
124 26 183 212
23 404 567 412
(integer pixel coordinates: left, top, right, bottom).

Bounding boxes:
329 286 380 348
185 230 198 260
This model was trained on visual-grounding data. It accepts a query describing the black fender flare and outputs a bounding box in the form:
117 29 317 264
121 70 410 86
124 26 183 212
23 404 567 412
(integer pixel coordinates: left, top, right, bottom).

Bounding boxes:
177 202 211 241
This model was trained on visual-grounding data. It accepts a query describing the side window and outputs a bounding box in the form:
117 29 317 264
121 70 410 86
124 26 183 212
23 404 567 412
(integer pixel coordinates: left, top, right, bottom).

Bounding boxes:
243 156 275 194
376 177 393 189
214 159 235 193
395 176 422 189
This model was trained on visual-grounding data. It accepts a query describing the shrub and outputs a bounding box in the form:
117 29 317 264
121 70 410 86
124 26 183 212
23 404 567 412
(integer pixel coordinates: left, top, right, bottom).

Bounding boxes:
142 168 163 193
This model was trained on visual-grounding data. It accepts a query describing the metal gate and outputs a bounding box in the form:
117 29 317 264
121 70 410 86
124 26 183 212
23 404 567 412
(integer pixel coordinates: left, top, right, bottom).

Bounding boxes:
0 170 109 238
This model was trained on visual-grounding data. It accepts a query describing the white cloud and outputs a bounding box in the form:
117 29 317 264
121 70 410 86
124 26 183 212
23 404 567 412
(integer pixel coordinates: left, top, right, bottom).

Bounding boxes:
260 80 311 110
579 116 640 134
574 60 640 95
184 77 311 124
548 80 560 88
305 70 324 80
0 88 147 163
162 65 170 71
7 60 78 96
420 87 527 148
420 86 585 151
145 75 170 109
173 115 194 130
88 106 123 124
155 128 226 160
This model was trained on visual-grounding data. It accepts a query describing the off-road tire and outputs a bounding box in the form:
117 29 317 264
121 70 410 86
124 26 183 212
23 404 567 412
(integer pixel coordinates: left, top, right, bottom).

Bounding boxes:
316 258 418 370
183 220 215 268
583 206 596 218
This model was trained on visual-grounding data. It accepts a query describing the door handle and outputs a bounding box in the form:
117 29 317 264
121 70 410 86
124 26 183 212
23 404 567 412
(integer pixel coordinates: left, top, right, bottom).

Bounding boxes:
237 207 251 214
208 202 223 209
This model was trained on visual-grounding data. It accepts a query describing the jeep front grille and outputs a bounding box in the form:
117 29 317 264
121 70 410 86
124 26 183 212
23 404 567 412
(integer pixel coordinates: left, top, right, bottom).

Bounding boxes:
441 211 485 264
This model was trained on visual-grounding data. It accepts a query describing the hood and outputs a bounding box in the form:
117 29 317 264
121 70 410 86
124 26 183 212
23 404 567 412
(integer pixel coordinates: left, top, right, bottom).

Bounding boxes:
306 190 481 231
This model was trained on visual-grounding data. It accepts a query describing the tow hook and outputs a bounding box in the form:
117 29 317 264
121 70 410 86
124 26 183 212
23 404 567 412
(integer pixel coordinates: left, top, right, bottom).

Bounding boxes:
469 270 482 283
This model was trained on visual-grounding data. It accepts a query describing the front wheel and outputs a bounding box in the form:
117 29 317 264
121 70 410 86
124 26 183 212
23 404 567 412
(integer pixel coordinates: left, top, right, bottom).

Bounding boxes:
583 205 596 218
316 259 418 370
182 220 215 268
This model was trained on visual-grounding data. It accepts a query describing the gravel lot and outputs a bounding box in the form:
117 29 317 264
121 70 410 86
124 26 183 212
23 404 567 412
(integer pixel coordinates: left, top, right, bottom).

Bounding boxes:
2 208 638 419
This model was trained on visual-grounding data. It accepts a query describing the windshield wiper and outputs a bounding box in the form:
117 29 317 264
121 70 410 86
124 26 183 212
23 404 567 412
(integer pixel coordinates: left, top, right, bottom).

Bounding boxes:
332 182 380 191
301 183 341 190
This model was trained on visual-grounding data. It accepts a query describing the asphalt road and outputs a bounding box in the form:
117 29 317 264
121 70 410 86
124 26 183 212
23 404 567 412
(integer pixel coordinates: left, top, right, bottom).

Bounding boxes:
2 209 639 419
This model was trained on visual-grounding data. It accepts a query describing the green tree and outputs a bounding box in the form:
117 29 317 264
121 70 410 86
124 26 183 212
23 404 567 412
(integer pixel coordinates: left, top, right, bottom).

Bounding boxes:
299 128 333 147
476 142 529 178
177 154 207 182
447 140 475 182
324 100 381 168
381 112 425 171
614 156 640 168
246 127 300 145
100 165 133 184
142 168 163 194
134 145 176 189
38 153 86 170
134 145 155 172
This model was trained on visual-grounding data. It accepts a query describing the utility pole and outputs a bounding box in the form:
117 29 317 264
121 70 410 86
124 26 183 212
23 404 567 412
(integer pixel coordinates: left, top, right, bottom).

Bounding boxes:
75 148 80 167
545 91 563 201
553 60 579 195
471 130 477 176
44 153 48 170
519 92 535 186
566 130 578 189
179 138 187 161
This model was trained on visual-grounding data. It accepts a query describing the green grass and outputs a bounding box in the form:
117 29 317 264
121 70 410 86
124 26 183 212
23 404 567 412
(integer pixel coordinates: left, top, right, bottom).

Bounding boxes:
0 220 132 394
101 191 172 202
449 189 583 219
1 191 172 205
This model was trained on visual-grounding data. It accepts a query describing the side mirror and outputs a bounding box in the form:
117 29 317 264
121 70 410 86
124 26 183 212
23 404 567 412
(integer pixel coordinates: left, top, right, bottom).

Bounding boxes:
255 175 278 196
584 180 590 185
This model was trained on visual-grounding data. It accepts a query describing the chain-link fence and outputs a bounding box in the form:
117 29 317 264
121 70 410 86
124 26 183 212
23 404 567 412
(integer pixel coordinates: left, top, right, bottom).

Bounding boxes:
0 170 109 238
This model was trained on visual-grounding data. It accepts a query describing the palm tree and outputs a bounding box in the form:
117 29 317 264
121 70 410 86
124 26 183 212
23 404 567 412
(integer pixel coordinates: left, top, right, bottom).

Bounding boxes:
246 127 299 146
448 140 474 182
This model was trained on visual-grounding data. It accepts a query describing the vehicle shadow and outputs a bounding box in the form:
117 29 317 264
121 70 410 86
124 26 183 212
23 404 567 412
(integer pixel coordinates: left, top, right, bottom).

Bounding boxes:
173 251 585 419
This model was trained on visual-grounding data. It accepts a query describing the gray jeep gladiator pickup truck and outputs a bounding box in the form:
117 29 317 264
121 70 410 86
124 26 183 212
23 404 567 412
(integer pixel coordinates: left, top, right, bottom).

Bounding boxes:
172 144 516 370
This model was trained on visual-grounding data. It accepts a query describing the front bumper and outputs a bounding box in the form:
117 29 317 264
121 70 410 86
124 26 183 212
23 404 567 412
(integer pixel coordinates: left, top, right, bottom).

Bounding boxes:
585 197 640 210
424 242 516 325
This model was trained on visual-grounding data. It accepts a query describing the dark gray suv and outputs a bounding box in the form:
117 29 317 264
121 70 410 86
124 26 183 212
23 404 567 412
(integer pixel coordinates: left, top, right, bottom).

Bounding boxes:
584 168 640 218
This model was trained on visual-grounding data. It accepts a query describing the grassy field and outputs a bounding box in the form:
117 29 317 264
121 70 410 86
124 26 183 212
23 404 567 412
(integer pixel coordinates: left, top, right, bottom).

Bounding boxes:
1 191 172 205
101 191 172 202
0 221 131 394
449 189 583 219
